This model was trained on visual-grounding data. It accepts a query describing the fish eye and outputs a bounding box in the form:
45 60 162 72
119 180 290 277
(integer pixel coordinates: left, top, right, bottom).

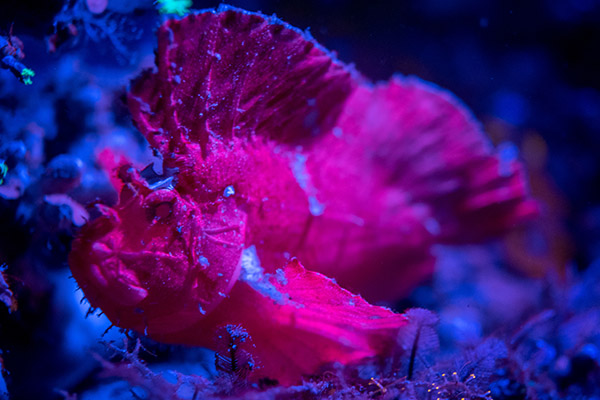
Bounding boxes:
143 189 178 222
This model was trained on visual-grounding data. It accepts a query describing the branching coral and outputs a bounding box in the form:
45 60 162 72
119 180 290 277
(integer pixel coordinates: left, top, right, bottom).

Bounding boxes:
69 6 537 384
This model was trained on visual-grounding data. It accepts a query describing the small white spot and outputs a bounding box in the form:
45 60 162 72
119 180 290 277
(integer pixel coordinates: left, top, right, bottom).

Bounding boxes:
240 246 287 304
240 246 263 282
223 185 235 198
290 153 309 191
198 256 210 267
308 196 325 216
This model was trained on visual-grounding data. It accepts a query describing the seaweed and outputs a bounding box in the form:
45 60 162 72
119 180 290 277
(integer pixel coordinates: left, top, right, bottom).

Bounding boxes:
397 308 439 380
214 325 255 391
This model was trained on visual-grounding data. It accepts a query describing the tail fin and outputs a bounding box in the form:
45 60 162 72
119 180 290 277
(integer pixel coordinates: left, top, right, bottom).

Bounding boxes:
336 76 538 242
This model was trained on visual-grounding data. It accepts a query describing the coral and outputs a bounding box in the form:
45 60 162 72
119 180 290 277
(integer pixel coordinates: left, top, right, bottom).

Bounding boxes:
0 30 34 85
68 6 537 385
155 0 192 17
93 284 600 398
0 266 16 313
0 161 6 185
47 0 152 58
0 355 6 400
91 310 506 399
95 339 210 400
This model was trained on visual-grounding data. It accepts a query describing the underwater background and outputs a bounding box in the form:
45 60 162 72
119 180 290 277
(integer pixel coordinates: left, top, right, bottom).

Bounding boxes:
0 0 599 399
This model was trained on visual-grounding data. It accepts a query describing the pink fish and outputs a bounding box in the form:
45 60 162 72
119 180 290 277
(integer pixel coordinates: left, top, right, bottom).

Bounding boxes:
69 6 537 384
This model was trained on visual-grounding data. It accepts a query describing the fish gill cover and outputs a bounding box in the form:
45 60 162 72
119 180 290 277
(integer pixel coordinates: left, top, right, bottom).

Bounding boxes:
67 5 537 385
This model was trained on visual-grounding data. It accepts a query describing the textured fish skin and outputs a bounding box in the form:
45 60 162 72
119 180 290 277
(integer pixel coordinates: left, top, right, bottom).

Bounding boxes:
69 6 537 384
